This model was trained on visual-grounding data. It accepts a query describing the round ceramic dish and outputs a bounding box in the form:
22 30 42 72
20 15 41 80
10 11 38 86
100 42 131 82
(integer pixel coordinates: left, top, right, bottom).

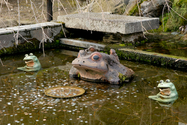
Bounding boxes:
44 86 85 98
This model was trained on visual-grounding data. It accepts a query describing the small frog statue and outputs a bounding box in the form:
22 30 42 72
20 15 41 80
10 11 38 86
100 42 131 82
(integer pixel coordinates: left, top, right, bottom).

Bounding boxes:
17 53 41 72
149 79 178 103
69 46 134 84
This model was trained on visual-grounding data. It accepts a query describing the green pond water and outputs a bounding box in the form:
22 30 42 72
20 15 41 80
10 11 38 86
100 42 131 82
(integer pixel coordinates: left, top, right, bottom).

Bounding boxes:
135 33 187 58
0 49 187 125
136 41 187 58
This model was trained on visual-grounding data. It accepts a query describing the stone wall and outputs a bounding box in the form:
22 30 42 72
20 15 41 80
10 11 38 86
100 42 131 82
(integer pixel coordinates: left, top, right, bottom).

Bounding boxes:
0 22 65 56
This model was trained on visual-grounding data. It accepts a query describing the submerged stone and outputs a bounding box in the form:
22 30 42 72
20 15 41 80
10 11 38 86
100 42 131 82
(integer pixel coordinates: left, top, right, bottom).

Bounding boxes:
69 46 134 84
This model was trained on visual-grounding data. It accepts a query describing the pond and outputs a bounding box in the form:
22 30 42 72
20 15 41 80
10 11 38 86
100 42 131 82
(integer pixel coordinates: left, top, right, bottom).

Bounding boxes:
135 33 187 58
0 48 187 125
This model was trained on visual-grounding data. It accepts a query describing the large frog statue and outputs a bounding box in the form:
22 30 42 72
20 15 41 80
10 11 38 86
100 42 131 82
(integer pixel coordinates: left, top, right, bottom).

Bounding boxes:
17 53 41 72
149 79 178 103
69 46 134 84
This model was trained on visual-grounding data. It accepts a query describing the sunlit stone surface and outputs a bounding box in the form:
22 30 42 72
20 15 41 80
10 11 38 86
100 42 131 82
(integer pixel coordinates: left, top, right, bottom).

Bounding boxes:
57 13 159 34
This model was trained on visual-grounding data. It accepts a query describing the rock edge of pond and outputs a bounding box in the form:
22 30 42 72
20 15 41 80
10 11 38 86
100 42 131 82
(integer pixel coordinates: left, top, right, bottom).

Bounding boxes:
1 37 187 71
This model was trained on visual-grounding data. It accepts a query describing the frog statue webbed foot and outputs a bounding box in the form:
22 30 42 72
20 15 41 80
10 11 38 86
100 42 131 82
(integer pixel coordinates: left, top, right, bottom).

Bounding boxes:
69 46 134 84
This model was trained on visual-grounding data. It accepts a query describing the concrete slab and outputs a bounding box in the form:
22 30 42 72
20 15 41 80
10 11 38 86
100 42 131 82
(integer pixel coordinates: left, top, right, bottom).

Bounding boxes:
60 38 105 50
0 22 63 49
57 13 159 34
0 22 62 35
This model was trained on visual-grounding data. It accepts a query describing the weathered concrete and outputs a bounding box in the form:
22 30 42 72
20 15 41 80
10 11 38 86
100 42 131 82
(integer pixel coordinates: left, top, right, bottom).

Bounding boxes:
0 22 62 50
57 13 159 34
118 48 187 71
103 32 143 43
60 38 105 50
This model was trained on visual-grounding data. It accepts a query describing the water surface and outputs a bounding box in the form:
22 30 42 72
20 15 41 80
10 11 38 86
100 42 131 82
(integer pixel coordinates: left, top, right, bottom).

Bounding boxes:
0 49 187 125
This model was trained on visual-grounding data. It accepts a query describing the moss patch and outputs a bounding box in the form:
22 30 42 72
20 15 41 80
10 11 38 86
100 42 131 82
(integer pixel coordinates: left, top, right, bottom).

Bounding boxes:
159 0 187 32
118 72 127 82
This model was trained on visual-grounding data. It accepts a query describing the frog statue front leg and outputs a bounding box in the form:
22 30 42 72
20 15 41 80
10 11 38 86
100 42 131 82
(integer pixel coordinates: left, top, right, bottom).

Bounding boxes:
105 70 120 84
69 66 79 78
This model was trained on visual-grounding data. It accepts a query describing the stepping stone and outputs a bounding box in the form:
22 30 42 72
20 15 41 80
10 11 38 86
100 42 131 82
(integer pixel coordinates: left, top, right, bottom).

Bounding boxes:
57 13 159 34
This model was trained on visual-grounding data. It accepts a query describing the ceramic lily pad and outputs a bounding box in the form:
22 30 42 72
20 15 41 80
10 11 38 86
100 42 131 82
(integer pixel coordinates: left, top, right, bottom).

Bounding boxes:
44 86 85 98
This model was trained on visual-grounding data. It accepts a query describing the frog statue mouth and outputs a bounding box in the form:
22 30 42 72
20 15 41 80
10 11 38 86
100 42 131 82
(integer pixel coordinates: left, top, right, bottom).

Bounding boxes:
159 87 171 96
25 59 35 67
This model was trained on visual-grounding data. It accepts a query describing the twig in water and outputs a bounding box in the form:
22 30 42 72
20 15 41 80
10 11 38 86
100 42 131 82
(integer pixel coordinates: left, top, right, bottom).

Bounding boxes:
62 25 67 38
0 41 6 52
39 28 53 57
30 0 53 56
0 58 4 66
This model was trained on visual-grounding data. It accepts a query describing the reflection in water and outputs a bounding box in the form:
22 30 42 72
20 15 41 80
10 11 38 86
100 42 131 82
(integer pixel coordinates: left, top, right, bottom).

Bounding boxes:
0 49 186 125
157 100 177 108
25 72 38 78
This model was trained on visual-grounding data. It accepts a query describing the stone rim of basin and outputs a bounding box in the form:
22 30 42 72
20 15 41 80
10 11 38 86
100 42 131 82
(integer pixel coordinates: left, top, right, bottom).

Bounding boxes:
44 86 85 98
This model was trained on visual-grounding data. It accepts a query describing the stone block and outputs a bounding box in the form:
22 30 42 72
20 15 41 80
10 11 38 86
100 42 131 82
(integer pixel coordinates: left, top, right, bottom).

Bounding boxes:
57 13 159 34
0 22 62 50
60 38 105 50
118 48 187 71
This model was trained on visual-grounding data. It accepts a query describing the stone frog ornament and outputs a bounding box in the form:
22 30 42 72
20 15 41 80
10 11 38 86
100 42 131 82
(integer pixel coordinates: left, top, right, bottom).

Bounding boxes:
69 46 134 84
149 79 178 103
17 53 41 72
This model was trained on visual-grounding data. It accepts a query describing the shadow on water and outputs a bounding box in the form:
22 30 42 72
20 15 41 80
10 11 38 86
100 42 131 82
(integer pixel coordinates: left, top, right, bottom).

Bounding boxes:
0 49 187 125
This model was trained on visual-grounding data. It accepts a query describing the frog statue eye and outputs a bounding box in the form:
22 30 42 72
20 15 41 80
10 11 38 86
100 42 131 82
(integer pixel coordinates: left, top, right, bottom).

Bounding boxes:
91 53 102 61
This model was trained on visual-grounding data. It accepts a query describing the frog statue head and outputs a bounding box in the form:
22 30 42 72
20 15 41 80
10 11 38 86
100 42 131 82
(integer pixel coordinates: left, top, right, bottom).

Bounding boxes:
17 53 41 72
149 79 178 103
69 46 134 84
